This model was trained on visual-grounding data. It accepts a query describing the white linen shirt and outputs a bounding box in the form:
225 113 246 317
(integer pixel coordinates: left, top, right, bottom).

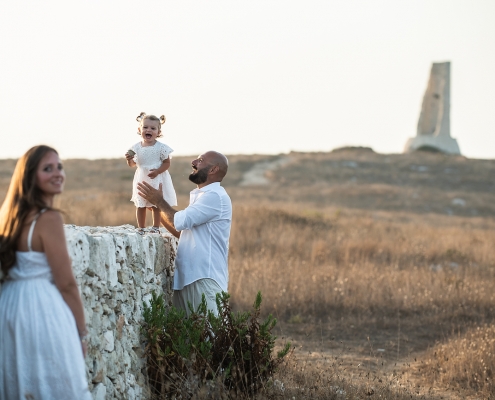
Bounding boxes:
173 182 232 291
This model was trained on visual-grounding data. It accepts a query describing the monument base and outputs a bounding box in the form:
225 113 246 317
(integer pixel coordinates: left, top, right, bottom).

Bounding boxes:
404 135 461 155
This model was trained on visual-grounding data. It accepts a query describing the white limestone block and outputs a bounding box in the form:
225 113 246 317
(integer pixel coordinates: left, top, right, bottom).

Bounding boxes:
105 351 119 379
86 236 108 280
91 351 106 383
92 383 106 400
103 330 115 352
104 377 116 399
64 227 90 279
143 293 152 308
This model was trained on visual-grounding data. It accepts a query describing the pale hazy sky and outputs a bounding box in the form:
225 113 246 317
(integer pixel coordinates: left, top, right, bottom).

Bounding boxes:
1 1 494 159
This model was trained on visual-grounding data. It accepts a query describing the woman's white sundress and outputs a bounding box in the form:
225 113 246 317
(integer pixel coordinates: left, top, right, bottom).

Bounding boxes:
130 141 177 208
0 211 91 399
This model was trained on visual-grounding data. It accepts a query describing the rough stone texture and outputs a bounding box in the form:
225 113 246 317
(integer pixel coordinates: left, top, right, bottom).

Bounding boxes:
404 61 461 154
65 224 176 399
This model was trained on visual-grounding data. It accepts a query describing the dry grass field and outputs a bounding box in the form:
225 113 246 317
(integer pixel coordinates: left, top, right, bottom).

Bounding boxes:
1 148 495 398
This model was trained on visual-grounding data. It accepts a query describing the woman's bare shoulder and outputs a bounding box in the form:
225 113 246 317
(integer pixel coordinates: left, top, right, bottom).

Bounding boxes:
25 210 65 252
37 209 64 228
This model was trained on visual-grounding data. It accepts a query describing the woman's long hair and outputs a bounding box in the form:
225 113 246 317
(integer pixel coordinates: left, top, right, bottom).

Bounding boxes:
0 145 58 274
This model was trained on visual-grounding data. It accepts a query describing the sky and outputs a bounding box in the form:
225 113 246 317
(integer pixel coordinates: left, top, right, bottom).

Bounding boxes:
1 1 494 160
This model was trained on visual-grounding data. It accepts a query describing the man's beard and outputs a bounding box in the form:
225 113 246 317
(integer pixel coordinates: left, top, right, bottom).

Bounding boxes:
189 166 209 184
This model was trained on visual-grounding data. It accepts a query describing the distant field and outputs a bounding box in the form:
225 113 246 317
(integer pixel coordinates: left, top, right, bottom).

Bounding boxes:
1 148 494 398
2 148 495 219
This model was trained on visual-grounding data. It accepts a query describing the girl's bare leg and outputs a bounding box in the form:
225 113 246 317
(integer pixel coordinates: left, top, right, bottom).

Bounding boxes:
152 207 161 228
136 207 147 228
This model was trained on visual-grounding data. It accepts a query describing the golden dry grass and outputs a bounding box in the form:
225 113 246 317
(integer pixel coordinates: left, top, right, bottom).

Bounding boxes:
227 206 495 398
421 325 495 397
229 206 495 320
1 149 495 398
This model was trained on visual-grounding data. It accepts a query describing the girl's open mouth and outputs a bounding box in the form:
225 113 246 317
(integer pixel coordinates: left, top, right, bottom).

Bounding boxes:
145 134 152 139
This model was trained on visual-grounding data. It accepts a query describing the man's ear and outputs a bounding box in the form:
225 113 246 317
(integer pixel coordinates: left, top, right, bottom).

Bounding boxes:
209 165 219 174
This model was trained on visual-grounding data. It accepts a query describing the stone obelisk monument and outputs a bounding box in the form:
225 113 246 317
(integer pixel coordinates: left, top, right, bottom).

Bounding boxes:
404 62 461 154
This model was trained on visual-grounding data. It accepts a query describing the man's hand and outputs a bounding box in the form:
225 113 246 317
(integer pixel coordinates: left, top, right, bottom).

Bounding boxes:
138 182 163 208
138 181 180 238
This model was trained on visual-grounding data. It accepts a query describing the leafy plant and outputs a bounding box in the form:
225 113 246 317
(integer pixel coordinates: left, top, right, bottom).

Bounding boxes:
141 290 291 398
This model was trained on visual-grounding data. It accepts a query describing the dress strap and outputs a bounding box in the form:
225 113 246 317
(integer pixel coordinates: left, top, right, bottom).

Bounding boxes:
27 209 47 252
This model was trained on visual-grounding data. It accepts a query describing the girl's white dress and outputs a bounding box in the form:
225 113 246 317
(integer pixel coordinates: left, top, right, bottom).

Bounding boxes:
0 212 91 399
130 141 177 207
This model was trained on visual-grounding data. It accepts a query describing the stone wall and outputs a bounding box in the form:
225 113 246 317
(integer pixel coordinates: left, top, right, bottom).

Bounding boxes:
65 225 176 399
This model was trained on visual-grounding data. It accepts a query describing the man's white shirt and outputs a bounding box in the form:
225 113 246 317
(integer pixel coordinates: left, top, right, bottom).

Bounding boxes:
173 182 232 291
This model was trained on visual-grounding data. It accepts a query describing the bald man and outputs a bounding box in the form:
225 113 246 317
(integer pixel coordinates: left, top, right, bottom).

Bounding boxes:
137 151 232 316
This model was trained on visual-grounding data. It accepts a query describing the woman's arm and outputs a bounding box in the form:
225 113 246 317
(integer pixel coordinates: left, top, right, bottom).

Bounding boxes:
38 211 88 355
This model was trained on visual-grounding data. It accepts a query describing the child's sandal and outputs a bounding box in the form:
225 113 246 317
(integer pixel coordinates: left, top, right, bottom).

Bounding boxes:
149 226 160 234
136 228 146 235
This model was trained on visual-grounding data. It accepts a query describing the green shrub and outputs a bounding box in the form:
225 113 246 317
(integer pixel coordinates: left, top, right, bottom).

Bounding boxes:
141 291 291 398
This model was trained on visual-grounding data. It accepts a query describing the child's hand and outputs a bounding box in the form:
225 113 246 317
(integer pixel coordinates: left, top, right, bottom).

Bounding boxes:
125 152 134 161
148 169 159 179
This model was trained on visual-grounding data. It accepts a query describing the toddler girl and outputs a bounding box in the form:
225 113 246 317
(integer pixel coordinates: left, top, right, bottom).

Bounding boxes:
125 112 177 234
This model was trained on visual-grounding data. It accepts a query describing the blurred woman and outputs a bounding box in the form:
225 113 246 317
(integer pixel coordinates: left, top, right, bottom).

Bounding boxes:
0 145 90 399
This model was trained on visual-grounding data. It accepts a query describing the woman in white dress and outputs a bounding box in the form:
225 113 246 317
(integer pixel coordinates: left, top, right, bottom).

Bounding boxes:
0 145 91 399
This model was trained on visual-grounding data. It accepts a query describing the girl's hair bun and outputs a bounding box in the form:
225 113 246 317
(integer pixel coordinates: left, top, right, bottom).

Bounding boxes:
159 115 166 125
136 112 146 122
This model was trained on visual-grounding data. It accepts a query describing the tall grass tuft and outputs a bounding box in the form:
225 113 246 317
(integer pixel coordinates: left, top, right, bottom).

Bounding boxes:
422 324 495 396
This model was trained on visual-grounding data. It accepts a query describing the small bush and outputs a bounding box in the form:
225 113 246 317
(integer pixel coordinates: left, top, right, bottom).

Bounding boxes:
141 291 291 398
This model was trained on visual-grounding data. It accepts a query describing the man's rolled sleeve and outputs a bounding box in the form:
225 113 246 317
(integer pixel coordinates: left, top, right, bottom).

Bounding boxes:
174 192 221 231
